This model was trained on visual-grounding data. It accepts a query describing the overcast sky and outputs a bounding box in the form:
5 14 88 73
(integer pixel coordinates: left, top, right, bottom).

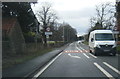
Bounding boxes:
31 0 115 36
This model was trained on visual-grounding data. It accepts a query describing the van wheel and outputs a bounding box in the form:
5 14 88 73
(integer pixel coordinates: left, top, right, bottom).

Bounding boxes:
112 53 116 56
94 53 98 56
89 50 92 53
94 50 98 56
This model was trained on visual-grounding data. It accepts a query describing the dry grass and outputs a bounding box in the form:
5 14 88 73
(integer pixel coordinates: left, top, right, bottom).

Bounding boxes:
3 48 53 69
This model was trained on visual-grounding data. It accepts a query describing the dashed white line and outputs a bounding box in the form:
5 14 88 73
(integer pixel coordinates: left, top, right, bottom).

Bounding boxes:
33 53 62 78
89 53 97 58
103 62 120 75
94 62 115 79
83 53 90 58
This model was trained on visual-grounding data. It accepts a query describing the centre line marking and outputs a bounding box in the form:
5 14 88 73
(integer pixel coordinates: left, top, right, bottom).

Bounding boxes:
94 62 115 79
33 53 62 78
103 62 120 75
83 53 90 58
89 53 97 58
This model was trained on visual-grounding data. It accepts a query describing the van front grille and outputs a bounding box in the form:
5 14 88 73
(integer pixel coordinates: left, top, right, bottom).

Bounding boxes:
100 45 113 50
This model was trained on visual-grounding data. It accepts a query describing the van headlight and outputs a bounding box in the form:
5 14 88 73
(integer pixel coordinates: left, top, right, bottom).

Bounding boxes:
112 44 116 48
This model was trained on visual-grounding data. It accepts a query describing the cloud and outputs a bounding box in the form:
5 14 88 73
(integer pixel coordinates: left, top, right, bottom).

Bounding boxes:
56 8 95 35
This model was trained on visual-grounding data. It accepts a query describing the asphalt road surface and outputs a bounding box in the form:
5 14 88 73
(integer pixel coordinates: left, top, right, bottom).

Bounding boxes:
33 42 120 79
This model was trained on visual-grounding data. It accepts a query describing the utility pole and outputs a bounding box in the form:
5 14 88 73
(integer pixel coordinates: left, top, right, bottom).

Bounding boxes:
116 0 120 44
63 25 65 43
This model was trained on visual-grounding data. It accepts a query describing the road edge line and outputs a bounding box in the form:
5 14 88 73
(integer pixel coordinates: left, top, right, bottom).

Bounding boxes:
33 53 62 78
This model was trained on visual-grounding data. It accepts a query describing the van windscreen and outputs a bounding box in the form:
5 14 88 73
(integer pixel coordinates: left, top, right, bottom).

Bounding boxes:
95 33 114 41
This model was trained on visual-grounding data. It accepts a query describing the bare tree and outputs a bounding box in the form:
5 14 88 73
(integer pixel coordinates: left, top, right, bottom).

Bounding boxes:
89 17 97 27
37 2 58 46
90 2 115 30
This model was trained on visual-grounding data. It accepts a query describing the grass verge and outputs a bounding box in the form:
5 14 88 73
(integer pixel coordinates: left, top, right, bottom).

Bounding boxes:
83 41 88 45
3 48 53 69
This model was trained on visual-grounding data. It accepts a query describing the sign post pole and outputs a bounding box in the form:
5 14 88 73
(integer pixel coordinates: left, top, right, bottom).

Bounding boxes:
45 27 52 47
46 35 49 47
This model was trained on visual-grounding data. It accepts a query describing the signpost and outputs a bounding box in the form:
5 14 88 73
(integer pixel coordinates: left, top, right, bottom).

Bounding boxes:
45 27 53 47
46 27 50 32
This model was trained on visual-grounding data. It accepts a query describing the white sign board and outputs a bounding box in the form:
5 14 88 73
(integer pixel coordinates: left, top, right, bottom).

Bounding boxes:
113 31 119 34
45 32 53 35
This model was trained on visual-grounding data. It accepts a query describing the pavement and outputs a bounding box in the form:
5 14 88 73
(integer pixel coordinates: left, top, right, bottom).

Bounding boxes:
2 44 69 78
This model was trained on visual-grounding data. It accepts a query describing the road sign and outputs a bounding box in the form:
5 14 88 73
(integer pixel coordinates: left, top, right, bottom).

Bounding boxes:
113 31 119 34
114 26 117 31
45 32 53 35
46 27 50 32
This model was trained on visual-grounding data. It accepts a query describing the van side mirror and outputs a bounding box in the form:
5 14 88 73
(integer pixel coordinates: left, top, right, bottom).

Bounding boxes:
91 38 94 42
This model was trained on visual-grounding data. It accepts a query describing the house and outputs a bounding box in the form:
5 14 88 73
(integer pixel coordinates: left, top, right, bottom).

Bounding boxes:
2 17 26 55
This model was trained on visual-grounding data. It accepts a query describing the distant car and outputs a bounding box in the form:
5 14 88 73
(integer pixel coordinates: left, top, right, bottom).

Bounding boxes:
77 40 84 44
89 30 116 56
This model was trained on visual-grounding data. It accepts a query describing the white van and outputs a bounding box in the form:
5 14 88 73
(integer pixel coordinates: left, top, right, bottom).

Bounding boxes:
89 30 116 56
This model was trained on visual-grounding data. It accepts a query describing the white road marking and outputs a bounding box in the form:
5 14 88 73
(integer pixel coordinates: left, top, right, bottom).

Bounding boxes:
68 53 81 59
103 62 120 75
81 47 88 53
33 53 62 78
75 43 84 52
76 46 82 52
69 43 74 46
89 53 97 58
76 43 88 53
94 62 115 79
83 53 90 58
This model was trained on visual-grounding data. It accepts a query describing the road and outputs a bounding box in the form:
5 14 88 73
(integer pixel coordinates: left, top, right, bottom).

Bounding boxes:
33 42 120 79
